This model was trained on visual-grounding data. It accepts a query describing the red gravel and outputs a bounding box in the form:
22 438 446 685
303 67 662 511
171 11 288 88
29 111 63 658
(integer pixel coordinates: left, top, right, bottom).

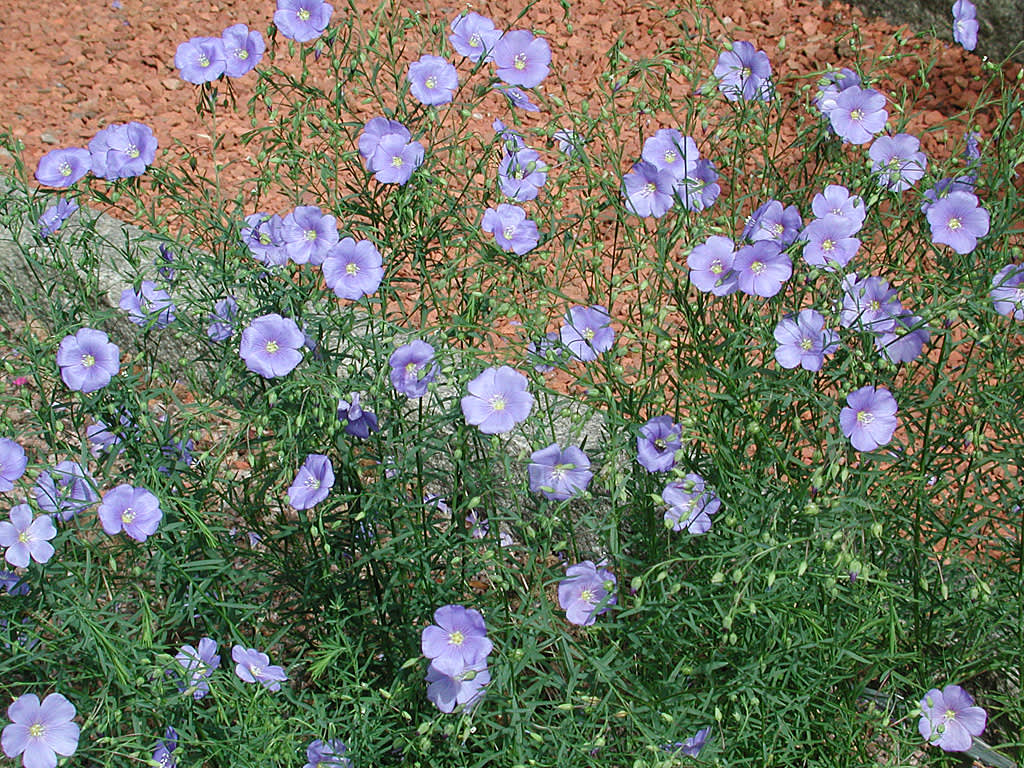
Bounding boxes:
0 0 1014 187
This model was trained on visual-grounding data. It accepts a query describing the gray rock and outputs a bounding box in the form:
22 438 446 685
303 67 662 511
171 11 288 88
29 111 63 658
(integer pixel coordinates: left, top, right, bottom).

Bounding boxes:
837 0 1024 64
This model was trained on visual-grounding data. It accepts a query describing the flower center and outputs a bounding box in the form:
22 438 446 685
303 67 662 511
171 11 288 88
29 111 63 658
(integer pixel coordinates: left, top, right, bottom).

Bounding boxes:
469 33 481 47
425 76 437 90
514 52 527 70
503 225 515 239
739 66 751 79
948 217 962 230
126 143 140 159
121 507 135 524
29 723 45 739
822 238 835 252
579 588 595 603
259 231 272 245
236 48 248 60
489 394 507 411
250 663 262 676
405 362 418 375
59 160 72 176
391 155 404 167
750 260 765 274
643 182 656 197
306 477 321 490
856 410 874 425
800 338 813 351
345 262 359 275
869 300 881 312
831 206 842 215
449 630 465 646
298 8 311 21
305 229 318 241
266 340 279 354
81 353 96 368
550 464 569 481
710 259 723 275
664 150 677 164
198 53 210 68
654 438 667 449
18 531 30 543
771 223 784 236
850 108 863 121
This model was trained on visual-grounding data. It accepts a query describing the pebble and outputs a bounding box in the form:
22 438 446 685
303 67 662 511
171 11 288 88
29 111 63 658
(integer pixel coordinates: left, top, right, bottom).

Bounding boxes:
40 131 58 144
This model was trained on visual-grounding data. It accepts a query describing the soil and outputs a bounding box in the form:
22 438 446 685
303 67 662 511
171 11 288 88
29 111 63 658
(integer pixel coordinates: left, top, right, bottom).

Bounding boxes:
0 0 1017 191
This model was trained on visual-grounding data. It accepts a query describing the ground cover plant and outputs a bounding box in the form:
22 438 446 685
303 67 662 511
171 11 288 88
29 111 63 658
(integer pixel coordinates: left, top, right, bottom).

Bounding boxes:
0 0 1022 765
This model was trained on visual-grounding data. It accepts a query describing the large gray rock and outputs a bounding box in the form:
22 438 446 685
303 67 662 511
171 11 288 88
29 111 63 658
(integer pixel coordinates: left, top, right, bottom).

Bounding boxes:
841 0 1024 64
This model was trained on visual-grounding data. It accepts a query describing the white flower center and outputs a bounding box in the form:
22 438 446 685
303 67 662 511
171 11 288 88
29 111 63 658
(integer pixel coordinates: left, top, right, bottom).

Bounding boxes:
29 723 45 739
663 150 677 164
345 262 359 275
750 260 765 274
514 52 527 70
199 53 210 68
489 394 507 411
266 340 279 354
425 76 437 90
800 338 813 351
469 33 481 47
850 108 863 121
948 217 962 230
305 229 318 241
298 8 311 20
822 238 835 252
59 161 72 176
391 155 404 167
236 48 248 60
81 353 96 368
503 225 515 239
449 630 464 646
856 411 874 425
126 143 139 159
122 506 135 524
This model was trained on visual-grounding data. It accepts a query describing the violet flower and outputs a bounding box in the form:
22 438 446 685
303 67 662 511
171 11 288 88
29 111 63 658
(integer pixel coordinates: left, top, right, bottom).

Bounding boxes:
990 263 1024 320
528 443 593 500
662 474 721 534
952 0 978 51
926 191 989 254
828 86 888 144
98 484 162 542
1 693 79 768
175 637 220 699
232 645 288 691
421 604 493 668
560 305 614 362
622 161 675 219
358 118 410 170
34 460 98 521
558 560 617 626
873 311 930 364
801 215 861 271
281 205 338 265
239 313 304 378
839 273 903 333
713 40 773 101
241 212 288 265
288 454 334 510
425 656 490 713
0 439 27 492
38 198 78 237
56 328 120 393
222 23 264 78
495 85 540 112
688 235 738 296
810 184 866 234
303 739 350 768
919 683 986 751
389 340 438 398
869 133 927 192
481 204 540 254
641 129 698 182
88 122 158 180
368 134 424 185
274 0 333 43
840 386 899 451
35 147 91 188
0 504 56 567
773 309 839 372
636 416 683 473
207 296 238 342
407 55 458 106
151 726 178 768
498 148 547 202
461 366 534 434
733 241 792 298
174 36 227 84
337 394 380 438
449 12 502 62
492 29 550 88
120 280 175 328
